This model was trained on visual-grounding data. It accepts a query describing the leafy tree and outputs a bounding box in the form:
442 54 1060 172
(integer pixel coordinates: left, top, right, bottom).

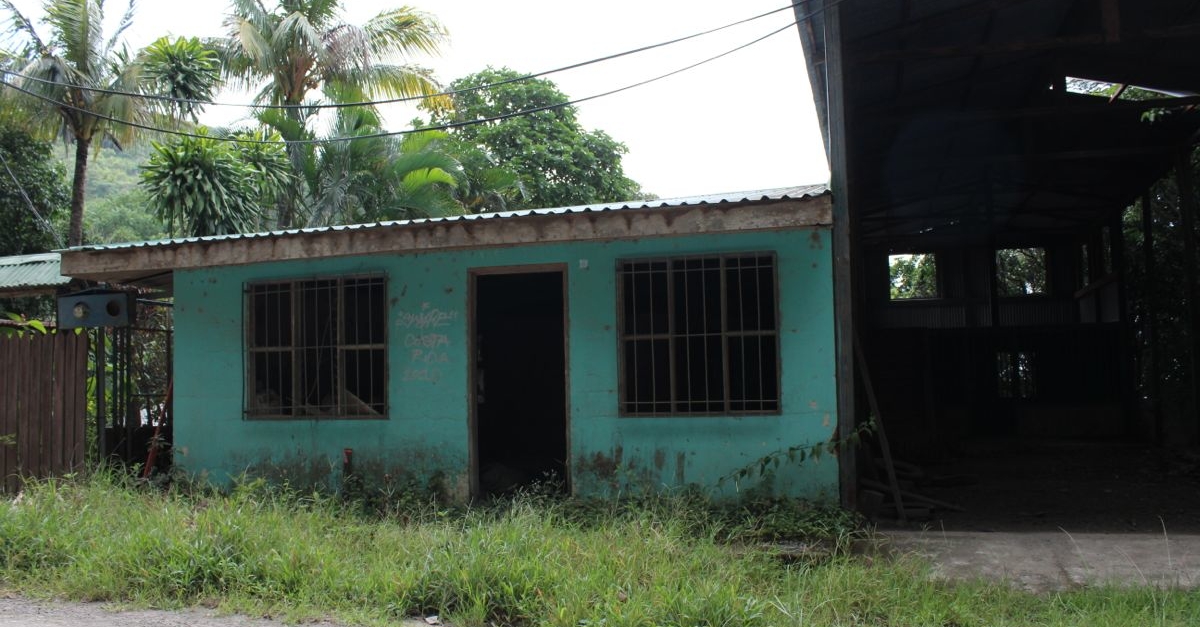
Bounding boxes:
888 254 937 299
218 0 449 227
996 247 1047 296
0 123 69 255
83 188 164 243
301 106 460 225
425 67 644 210
140 130 291 237
0 0 220 246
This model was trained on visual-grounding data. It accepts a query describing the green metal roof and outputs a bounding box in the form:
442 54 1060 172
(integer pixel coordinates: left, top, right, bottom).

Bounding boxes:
0 252 70 295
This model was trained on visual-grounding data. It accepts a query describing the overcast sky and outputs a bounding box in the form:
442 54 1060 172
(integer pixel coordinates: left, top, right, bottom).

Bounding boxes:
6 0 829 199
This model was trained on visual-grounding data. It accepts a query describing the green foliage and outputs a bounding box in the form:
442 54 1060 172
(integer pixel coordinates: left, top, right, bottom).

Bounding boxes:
0 1 220 245
0 123 69 254
140 36 221 122
425 67 645 210
141 129 291 237
218 0 449 228
3 473 1197 627
888 253 938 299
722 419 877 491
302 107 462 225
996 247 1048 296
83 189 165 243
0 311 48 337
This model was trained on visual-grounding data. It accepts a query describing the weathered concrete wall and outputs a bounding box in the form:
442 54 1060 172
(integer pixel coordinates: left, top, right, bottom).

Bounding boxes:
172 228 838 500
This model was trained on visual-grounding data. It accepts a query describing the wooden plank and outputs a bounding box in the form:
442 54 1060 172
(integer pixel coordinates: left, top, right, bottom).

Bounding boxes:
0 338 15 493
854 335 907 523
69 332 87 470
825 0 859 512
1177 150 1200 440
51 333 66 476
27 334 44 480
17 335 31 485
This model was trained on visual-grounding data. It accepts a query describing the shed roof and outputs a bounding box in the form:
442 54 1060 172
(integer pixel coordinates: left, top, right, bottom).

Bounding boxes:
794 0 1200 247
60 185 831 292
0 252 71 296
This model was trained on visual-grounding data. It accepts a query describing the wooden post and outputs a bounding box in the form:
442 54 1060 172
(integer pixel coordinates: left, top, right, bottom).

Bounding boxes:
1142 192 1163 444
824 0 859 510
1176 148 1200 442
95 328 106 460
1111 204 1135 435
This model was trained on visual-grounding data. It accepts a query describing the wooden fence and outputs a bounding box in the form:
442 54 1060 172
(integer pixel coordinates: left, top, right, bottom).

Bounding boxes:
0 331 88 493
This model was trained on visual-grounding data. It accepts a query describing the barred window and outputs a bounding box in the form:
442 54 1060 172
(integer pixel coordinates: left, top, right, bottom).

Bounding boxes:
618 254 779 415
246 276 387 419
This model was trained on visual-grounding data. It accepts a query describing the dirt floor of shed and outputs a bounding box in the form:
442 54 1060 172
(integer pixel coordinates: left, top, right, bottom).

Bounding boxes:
884 439 1200 534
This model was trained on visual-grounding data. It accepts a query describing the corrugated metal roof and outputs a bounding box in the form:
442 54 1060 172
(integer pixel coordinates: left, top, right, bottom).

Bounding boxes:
0 252 70 293
68 184 830 252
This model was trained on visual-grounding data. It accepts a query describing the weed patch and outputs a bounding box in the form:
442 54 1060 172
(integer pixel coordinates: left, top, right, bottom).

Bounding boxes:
1 473 1197 626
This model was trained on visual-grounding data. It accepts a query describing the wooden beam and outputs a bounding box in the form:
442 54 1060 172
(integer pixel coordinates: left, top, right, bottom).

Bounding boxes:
1176 148 1200 444
851 24 1200 65
846 0 1039 47
1101 0 1121 43
1142 191 1163 445
825 0 859 511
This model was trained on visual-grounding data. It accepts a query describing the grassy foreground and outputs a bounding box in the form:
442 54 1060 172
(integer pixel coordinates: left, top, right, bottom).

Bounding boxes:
0 474 1196 627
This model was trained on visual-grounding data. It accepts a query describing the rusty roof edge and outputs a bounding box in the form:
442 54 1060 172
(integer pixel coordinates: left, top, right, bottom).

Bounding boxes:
62 184 830 254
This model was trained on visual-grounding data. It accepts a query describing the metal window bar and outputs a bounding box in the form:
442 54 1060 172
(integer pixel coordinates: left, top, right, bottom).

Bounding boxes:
246 275 386 419
619 254 779 416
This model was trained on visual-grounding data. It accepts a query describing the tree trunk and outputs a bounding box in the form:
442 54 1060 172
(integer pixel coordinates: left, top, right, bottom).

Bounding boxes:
67 136 91 247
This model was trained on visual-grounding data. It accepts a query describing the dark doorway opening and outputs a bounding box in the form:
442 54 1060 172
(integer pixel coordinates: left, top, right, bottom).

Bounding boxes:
473 270 567 497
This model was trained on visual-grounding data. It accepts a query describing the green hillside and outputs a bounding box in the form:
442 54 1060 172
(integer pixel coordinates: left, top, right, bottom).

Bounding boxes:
53 143 168 244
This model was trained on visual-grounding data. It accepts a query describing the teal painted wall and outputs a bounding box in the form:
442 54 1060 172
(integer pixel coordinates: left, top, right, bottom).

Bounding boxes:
172 228 838 499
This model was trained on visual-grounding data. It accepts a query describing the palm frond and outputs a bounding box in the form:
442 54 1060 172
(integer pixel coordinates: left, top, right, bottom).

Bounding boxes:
101 0 136 60
0 0 48 54
362 7 446 59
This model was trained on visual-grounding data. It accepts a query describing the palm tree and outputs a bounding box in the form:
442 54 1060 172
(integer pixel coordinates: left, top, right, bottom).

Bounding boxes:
220 0 449 227
0 0 219 246
302 107 462 225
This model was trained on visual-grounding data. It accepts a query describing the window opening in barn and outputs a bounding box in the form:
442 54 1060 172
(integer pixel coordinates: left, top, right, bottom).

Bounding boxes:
995 247 1047 296
246 275 386 419
888 253 938 300
997 350 1036 399
618 254 779 415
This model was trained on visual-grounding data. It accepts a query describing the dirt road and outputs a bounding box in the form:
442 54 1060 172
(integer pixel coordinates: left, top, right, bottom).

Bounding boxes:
0 596 434 627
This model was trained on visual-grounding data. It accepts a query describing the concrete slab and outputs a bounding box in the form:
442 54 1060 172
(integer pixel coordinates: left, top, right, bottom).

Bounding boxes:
882 529 1200 592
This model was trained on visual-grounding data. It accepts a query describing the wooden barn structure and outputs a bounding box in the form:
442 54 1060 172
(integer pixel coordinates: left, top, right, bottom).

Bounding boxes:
796 0 1200 525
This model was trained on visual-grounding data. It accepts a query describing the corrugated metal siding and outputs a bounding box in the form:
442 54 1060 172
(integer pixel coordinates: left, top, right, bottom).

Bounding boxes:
0 253 69 293
69 185 831 252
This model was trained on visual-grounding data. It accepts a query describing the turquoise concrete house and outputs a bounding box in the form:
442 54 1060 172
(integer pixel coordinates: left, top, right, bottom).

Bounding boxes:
61 186 838 500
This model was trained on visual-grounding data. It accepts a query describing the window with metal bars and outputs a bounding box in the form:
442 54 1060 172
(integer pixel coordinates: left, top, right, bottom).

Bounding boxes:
245 275 387 419
618 254 780 415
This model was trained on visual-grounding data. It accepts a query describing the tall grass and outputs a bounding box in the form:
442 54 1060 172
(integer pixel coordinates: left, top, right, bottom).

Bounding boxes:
1 473 1196 626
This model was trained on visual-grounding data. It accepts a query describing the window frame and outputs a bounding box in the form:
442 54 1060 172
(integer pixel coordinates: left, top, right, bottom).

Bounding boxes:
243 273 389 420
615 252 782 417
886 251 941 301
995 246 1050 298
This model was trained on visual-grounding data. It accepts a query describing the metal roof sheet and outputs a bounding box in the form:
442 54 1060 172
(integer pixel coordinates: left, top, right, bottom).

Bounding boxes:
68 184 830 252
0 252 70 294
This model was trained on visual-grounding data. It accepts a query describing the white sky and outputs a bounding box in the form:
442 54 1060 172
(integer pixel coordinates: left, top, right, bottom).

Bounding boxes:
7 0 829 199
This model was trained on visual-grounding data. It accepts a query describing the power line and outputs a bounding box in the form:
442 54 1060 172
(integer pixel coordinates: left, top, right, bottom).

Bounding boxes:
0 148 64 248
0 1 809 112
0 17 804 147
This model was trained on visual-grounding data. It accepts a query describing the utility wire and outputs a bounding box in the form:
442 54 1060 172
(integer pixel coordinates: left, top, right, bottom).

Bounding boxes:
0 17 803 146
0 148 64 248
0 0 808 111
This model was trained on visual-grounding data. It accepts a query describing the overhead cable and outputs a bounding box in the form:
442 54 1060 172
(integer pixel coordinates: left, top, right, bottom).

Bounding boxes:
0 0 810 111
0 17 802 146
